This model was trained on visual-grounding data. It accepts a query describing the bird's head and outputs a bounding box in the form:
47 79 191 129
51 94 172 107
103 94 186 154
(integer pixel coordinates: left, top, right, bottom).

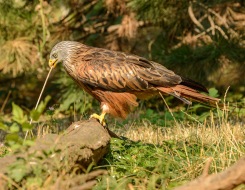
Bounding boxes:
49 41 79 68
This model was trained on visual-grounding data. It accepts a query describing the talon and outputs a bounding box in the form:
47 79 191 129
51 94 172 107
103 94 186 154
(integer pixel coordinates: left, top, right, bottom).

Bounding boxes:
104 121 108 129
89 112 107 127
101 120 108 128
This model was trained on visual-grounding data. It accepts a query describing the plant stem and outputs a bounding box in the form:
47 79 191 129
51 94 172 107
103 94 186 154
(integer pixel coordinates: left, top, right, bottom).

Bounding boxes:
39 0 46 64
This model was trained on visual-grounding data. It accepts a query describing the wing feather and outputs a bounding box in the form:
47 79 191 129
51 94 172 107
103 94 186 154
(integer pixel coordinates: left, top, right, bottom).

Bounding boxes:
76 48 182 91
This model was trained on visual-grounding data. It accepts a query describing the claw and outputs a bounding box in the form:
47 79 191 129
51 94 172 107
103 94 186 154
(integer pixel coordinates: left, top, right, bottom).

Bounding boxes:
103 119 108 129
89 112 107 127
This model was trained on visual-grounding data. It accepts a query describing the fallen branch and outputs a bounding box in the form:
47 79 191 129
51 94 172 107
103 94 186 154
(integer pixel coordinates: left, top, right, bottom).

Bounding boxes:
173 156 245 190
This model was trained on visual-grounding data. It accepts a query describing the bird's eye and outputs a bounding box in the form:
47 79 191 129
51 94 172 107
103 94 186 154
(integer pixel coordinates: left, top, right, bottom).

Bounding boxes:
53 53 58 58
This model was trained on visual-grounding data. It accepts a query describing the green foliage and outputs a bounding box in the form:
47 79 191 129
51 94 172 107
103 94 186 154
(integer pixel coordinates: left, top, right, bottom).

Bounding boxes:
0 122 8 131
30 95 51 121
9 123 19 133
8 160 28 182
6 147 61 186
22 123 34 132
0 95 51 153
12 102 27 124
55 69 94 115
208 88 219 98
46 103 60 125
139 108 185 127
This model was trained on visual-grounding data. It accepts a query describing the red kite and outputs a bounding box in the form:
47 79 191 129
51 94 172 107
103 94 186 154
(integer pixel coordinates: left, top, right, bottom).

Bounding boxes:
49 41 219 126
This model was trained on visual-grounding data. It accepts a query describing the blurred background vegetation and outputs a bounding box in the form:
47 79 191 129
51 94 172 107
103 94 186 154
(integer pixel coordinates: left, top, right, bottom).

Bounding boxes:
2 1 245 189
1 0 245 120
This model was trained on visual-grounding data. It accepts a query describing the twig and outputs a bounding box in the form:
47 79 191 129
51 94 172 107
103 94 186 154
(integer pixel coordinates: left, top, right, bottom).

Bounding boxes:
83 170 108 181
69 180 98 190
127 183 135 190
0 90 11 113
39 0 46 65
82 89 87 118
208 14 215 36
202 158 213 177
74 102 76 122
148 38 156 60
159 92 179 126
198 13 207 23
171 28 211 50
188 1 204 30
214 25 228 39
223 86 230 113
198 1 239 38
188 1 229 39
24 67 53 140
107 177 109 190
62 0 100 25
180 110 203 126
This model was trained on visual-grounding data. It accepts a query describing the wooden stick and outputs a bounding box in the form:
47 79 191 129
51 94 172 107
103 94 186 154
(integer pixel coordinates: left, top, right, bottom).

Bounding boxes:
24 67 53 140
159 92 179 126
173 156 245 190
0 90 11 113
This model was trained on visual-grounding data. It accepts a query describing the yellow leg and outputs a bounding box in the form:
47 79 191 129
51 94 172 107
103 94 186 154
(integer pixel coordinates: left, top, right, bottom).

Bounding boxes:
89 112 107 126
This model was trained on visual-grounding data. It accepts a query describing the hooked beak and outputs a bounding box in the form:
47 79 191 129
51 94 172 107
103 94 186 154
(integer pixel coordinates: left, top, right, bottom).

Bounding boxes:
49 59 58 68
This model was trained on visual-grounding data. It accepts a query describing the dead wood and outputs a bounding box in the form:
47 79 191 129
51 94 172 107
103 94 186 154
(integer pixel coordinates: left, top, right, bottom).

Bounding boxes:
0 118 118 189
173 156 245 190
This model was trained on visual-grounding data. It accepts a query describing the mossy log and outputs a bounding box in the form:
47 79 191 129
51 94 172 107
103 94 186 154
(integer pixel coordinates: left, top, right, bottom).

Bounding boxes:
0 118 120 173
0 118 119 189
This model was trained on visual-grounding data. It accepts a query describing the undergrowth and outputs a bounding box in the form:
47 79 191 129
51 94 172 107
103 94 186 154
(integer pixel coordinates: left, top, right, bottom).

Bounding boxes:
94 119 245 190
1 88 245 189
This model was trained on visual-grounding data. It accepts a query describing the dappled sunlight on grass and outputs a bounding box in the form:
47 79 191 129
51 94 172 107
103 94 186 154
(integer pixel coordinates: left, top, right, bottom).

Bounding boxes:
95 115 245 189
118 119 245 147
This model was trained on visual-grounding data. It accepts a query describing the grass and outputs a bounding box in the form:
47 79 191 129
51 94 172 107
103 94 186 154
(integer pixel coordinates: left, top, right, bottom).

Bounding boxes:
93 116 245 189
1 102 245 189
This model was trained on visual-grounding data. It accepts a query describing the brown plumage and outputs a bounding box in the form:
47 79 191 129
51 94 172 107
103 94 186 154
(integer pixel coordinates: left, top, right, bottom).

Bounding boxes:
49 41 220 122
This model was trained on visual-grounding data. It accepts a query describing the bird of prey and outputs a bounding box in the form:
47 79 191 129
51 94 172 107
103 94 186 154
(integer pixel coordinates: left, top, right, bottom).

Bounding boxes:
49 41 220 126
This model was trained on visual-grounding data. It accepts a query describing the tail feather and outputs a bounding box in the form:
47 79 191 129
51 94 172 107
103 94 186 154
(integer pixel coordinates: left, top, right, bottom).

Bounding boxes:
180 77 208 93
157 86 192 105
157 85 222 108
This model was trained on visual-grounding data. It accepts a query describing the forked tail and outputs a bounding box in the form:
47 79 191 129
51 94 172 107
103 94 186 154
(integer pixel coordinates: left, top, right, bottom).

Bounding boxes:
157 85 222 108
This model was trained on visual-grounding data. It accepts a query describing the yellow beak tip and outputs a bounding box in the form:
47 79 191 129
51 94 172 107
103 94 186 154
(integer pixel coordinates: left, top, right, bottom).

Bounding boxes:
49 59 58 68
